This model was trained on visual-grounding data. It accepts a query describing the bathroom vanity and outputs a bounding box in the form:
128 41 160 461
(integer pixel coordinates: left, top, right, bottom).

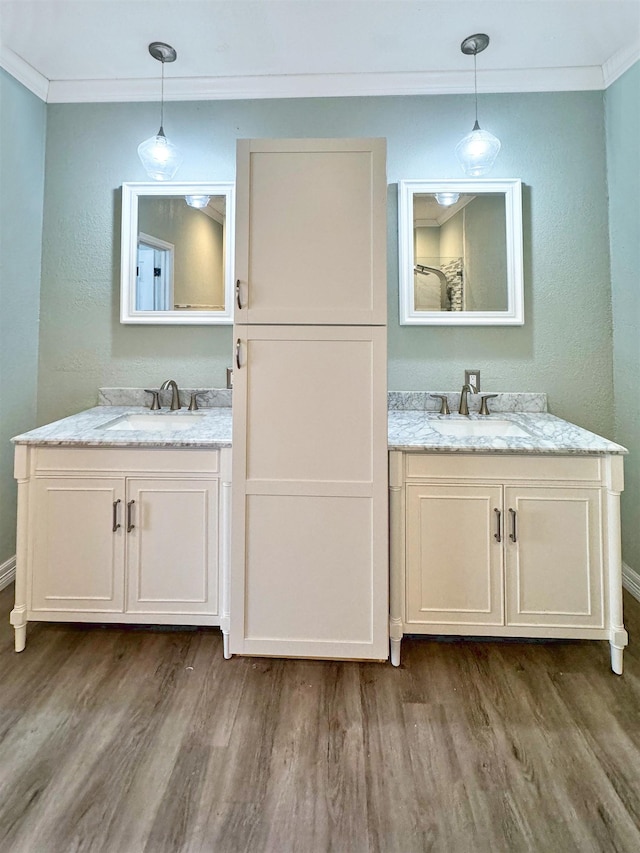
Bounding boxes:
10 405 232 655
387 402 628 674
10 393 628 673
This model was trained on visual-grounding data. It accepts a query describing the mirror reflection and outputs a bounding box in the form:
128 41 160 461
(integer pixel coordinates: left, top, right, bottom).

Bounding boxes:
413 193 507 312
398 179 523 326
121 183 235 324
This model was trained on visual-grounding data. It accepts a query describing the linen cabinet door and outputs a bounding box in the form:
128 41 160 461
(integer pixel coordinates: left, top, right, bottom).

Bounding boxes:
405 483 504 628
504 486 604 629
30 477 125 613
125 478 219 617
234 138 387 325
231 325 388 659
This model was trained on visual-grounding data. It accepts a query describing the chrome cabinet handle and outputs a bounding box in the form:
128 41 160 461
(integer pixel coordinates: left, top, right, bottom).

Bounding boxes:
509 508 517 542
494 507 502 543
236 279 242 310
235 338 242 369
112 499 121 532
127 500 135 533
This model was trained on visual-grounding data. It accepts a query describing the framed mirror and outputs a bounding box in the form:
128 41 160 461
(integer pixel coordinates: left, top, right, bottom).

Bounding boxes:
398 178 523 325
121 182 235 324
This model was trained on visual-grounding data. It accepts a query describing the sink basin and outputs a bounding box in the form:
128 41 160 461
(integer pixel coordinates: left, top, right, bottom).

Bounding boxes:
429 419 531 438
101 413 206 432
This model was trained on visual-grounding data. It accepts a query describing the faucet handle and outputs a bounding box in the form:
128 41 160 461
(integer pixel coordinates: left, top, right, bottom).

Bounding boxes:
430 394 450 415
144 389 161 410
479 394 499 416
188 392 204 411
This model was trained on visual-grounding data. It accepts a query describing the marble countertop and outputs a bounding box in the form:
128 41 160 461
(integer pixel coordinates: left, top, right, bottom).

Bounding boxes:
387 411 627 455
12 406 233 449
12 406 627 455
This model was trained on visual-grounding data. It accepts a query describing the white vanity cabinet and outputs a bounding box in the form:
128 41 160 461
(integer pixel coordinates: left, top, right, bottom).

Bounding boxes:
11 445 232 652
390 452 628 673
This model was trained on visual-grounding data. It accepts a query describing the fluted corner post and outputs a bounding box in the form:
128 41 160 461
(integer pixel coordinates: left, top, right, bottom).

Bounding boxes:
389 451 404 667
604 454 628 675
10 445 30 652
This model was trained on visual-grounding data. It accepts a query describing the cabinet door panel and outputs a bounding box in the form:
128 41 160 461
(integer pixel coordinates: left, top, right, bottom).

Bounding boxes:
31 478 125 612
405 484 504 626
244 494 375 648
505 487 604 628
126 479 219 615
231 326 388 659
235 138 386 325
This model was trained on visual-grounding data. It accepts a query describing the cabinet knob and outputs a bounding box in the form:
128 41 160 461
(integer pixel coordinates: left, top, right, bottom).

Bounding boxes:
509 508 517 542
235 339 242 369
236 279 243 310
112 499 121 532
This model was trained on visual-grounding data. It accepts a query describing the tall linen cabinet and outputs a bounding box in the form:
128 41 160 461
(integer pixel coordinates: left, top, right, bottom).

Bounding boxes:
230 138 388 659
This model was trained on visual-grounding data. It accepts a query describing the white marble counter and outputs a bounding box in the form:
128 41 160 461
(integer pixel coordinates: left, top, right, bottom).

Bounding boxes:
388 411 627 455
12 406 233 449
12 405 626 455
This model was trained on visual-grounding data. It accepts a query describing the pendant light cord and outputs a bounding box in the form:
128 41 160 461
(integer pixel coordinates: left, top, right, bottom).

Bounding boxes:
474 51 478 125
160 59 165 132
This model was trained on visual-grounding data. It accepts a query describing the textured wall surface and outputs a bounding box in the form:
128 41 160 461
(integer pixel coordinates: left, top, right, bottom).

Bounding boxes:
39 92 613 442
0 70 45 561
606 61 640 572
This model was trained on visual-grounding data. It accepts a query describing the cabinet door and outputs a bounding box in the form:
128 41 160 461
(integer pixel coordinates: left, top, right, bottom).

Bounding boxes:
234 138 387 325
231 325 388 659
126 478 219 616
504 486 604 628
405 484 504 627
30 477 125 612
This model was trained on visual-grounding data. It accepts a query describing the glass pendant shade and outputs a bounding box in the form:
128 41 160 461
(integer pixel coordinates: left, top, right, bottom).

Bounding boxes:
138 127 182 181
435 191 460 206
456 120 501 177
185 194 211 208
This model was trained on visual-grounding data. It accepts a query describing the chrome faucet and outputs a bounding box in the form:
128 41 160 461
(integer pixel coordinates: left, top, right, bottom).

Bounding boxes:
458 383 478 416
160 379 181 410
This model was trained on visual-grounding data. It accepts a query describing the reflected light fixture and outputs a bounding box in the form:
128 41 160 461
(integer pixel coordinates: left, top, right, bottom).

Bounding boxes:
185 195 211 209
455 33 501 176
435 192 460 206
137 42 183 181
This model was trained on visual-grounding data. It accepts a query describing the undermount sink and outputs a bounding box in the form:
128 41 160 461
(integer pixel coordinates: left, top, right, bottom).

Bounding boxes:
429 419 531 438
100 413 206 432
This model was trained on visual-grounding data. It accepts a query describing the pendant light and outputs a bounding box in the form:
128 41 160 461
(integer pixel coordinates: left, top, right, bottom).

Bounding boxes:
455 33 501 176
137 42 182 181
185 195 211 209
435 192 460 206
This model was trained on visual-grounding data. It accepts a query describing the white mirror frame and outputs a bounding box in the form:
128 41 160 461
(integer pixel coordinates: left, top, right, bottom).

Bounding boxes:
398 178 524 326
121 181 235 324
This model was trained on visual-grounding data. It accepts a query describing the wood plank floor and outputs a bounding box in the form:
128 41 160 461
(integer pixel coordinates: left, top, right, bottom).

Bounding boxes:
1 585 639 853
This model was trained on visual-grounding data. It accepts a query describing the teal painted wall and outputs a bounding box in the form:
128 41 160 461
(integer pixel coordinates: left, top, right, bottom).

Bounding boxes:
39 91 614 442
0 69 46 562
606 61 640 573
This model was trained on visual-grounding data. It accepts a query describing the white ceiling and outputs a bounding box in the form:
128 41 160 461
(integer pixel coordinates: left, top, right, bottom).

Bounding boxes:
1 0 639 103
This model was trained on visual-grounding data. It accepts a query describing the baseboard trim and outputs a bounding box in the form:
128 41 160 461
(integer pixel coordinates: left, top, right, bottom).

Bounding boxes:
622 562 640 602
0 555 16 591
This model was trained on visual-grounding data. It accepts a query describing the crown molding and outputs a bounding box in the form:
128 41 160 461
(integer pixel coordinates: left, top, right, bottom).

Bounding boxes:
3 49 630 105
602 40 640 87
0 46 49 101
46 65 606 104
